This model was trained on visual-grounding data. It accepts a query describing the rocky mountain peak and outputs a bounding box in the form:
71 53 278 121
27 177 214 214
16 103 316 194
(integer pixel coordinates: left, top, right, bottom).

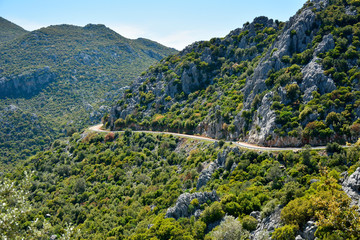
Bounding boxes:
108 0 360 147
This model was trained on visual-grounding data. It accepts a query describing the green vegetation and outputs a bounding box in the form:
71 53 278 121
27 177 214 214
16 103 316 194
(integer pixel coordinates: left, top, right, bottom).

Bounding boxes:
0 106 55 165
2 0 360 239
0 21 177 164
3 130 360 239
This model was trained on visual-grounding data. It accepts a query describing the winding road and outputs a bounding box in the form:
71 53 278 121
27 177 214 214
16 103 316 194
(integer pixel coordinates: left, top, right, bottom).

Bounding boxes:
88 124 347 152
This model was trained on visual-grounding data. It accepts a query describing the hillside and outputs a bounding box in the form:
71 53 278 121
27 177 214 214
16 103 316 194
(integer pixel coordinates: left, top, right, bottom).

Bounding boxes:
4 127 360 239
108 0 360 148
3 1 360 239
0 21 177 164
0 17 28 43
0 105 54 166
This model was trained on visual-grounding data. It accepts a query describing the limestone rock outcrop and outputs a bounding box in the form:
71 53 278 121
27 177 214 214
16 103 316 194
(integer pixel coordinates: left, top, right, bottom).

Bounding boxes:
0 67 56 98
342 167 360 206
165 191 219 219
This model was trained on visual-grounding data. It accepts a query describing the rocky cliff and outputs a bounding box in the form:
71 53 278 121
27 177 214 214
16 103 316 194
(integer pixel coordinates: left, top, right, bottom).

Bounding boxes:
109 0 360 147
0 67 56 98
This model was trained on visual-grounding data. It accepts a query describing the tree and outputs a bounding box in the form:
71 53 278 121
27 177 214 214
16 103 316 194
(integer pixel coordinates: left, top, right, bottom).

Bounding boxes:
285 83 300 101
0 172 79 240
201 202 225 224
0 172 33 239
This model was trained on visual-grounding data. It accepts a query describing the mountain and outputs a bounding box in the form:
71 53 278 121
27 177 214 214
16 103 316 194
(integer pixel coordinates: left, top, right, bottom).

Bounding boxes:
3 1 360 239
0 21 177 164
0 17 28 43
108 0 360 148
0 23 177 98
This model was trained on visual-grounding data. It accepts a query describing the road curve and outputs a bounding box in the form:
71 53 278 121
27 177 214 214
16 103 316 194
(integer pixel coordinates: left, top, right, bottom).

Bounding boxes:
88 124 347 152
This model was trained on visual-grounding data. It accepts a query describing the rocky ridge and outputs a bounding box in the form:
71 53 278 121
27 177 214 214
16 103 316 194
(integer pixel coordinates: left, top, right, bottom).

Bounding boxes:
109 0 360 147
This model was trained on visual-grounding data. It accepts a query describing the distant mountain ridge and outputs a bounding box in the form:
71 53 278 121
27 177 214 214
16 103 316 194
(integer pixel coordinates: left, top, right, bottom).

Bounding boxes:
0 23 177 98
0 18 177 164
0 17 28 43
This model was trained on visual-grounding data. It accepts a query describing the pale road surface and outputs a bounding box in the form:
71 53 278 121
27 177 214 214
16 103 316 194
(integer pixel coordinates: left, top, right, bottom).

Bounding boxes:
88 124 349 152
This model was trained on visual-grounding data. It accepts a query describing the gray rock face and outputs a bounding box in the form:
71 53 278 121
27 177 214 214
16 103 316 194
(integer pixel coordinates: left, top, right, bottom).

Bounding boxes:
301 221 317 240
197 147 241 190
301 58 336 102
3 104 19 112
108 16 278 132
247 92 276 145
237 1 329 145
314 34 335 56
108 0 342 147
0 67 56 98
197 162 218 190
342 167 360 206
251 207 281 240
90 105 110 123
243 4 320 107
165 191 219 219
345 6 357 16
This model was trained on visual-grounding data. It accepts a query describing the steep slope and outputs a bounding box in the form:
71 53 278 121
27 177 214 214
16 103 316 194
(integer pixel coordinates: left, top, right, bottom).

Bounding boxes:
0 17 28 43
0 23 177 163
108 0 360 147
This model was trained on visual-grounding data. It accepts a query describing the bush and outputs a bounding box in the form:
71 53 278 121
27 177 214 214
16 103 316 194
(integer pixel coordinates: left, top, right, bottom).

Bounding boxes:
272 224 298 240
219 140 225 148
281 197 313 228
242 215 258 231
104 132 115 142
201 202 225 224
114 118 125 129
261 199 278 218
326 142 343 156
211 216 249 240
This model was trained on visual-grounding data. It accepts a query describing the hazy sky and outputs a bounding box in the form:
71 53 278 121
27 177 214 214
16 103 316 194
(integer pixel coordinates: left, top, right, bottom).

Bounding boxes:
0 0 306 50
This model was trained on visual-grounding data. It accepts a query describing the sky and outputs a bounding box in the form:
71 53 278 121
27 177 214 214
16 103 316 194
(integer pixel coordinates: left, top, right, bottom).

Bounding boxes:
0 0 306 50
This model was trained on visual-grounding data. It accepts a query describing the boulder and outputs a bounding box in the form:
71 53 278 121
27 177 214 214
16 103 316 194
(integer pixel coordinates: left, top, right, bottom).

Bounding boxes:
342 167 360 206
197 147 241 190
313 34 335 56
165 191 219 219
251 206 281 239
301 221 317 240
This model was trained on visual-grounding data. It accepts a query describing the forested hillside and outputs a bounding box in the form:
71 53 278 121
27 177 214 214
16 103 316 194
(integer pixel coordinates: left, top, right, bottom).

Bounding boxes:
4 129 360 239
0 21 177 164
108 0 360 148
